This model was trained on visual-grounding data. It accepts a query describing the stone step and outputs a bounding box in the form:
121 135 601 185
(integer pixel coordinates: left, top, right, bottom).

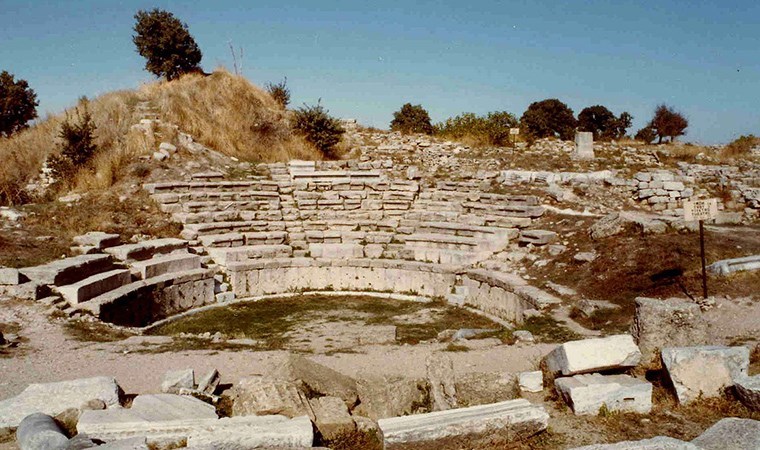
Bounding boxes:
416 221 518 240
20 254 114 286
181 221 283 240
55 269 132 305
151 190 281 205
207 245 294 265
70 269 214 326
198 233 246 248
190 171 224 181
130 253 202 279
377 399 548 447
180 200 281 213
105 239 188 262
462 202 545 218
144 181 280 194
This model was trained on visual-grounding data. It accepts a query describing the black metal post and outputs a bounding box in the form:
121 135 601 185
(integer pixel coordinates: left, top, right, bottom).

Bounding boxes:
699 220 708 299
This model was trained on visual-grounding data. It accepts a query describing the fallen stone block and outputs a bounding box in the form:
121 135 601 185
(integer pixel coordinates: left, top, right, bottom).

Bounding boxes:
197 369 221 395
426 353 457 411
0 376 121 429
77 394 218 441
735 375 760 411
231 378 313 419
96 436 149 449
104 238 187 262
555 374 652 415
186 415 314 449
518 230 557 246
378 399 548 447
0 268 24 285
354 373 430 420
544 334 642 377
17 413 69 450
309 396 355 441
630 297 708 369
691 417 760 450
454 372 518 407
161 369 195 394
569 436 700 449
661 346 749 404
519 371 543 393
270 354 358 407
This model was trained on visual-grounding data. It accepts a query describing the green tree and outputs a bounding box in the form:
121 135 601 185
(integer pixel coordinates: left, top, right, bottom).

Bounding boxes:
578 105 632 140
520 99 577 141
132 8 203 80
390 103 434 135
0 71 38 137
648 104 688 143
292 102 345 158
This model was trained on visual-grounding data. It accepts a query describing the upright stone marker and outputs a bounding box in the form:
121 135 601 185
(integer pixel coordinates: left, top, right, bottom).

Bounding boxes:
573 131 594 159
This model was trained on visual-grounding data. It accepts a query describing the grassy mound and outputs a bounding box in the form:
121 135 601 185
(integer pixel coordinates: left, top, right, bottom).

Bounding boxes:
0 69 320 205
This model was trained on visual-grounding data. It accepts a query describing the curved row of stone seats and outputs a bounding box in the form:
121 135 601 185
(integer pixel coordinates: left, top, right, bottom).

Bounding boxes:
70 268 215 327
206 244 293 265
180 221 283 240
144 180 280 195
20 254 114 287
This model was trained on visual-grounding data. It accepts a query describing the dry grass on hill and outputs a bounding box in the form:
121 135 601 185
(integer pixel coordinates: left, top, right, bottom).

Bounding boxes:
0 69 318 206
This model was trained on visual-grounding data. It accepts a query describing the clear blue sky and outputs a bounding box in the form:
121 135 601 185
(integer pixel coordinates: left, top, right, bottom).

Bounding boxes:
2 0 758 144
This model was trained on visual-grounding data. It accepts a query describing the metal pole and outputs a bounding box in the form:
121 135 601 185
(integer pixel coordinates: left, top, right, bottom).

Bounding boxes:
699 220 708 299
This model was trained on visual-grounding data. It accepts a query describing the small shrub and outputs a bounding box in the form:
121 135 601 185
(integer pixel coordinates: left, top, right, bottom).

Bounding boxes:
721 134 759 159
265 78 290 109
635 126 657 143
390 103 434 135
132 8 203 80
48 100 98 181
292 102 345 158
436 111 518 147
0 71 39 137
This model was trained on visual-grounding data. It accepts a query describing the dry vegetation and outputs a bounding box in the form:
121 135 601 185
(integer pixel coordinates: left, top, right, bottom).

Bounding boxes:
0 69 318 206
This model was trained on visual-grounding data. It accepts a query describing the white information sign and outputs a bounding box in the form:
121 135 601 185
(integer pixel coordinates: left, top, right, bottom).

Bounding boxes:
509 128 520 135
683 198 718 222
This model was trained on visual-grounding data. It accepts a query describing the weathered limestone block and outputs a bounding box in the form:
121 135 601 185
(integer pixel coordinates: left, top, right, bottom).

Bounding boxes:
161 369 195 394
691 417 760 450
197 369 221 395
554 374 652 415
105 238 187 262
16 413 69 450
518 230 557 246
735 375 760 411
544 335 642 377
309 396 355 441
57 269 132 305
519 371 544 393
73 232 120 250
661 346 749 404
20 254 113 286
630 297 708 369
231 378 313 419
309 243 364 259
186 415 314 449
131 253 201 279
0 267 24 285
354 373 430 420
378 399 548 447
96 436 149 449
573 131 594 160
0 377 121 429
270 354 358 407
426 353 457 411
569 436 699 449
455 372 518 407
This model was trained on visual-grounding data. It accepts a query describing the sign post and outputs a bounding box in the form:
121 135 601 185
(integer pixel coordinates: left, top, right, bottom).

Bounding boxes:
683 199 718 299
509 127 520 145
